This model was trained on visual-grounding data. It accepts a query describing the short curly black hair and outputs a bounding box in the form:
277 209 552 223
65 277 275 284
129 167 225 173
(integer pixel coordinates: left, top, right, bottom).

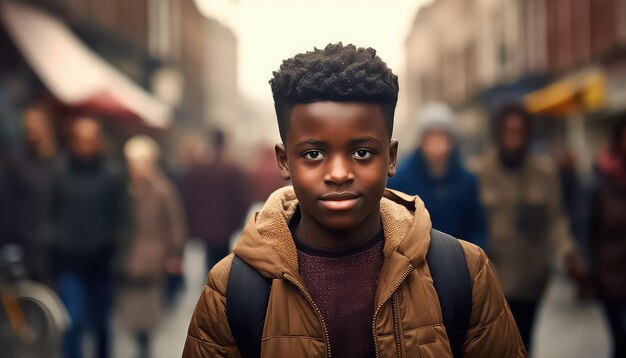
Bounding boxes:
269 43 399 142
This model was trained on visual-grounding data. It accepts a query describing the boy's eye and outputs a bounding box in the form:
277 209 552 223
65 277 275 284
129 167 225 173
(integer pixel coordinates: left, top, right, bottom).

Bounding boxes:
303 150 325 161
352 149 373 160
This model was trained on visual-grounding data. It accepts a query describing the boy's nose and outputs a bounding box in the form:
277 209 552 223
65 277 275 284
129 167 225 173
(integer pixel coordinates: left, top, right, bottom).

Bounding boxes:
323 155 355 186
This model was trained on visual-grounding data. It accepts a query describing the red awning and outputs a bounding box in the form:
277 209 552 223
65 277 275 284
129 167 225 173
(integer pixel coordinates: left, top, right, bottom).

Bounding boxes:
0 1 172 128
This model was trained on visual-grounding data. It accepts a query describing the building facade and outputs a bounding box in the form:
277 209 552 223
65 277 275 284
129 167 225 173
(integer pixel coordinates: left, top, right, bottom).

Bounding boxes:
404 0 626 161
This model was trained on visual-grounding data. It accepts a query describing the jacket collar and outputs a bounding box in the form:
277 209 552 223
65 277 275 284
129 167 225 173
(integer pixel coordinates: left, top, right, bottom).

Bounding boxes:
233 186 432 284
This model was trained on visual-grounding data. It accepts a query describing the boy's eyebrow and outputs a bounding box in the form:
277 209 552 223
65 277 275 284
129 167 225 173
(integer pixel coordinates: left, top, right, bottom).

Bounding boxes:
294 137 382 148
294 139 326 147
351 136 382 145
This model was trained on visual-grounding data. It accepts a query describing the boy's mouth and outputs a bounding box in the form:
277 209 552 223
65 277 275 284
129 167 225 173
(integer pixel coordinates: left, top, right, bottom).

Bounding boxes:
319 193 360 211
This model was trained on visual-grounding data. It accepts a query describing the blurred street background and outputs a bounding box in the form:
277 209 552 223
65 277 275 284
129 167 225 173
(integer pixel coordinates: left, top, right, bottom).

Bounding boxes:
0 0 625 357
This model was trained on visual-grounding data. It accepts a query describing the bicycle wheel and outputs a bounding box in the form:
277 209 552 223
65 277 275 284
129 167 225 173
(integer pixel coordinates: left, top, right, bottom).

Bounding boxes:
0 281 68 358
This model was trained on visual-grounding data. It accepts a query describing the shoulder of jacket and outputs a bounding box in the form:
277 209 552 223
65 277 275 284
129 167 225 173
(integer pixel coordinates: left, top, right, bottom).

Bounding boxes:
206 254 235 297
529 154 557 174
464 154 483 175
458 240 488 281
473 153 498 176
457 165 479 185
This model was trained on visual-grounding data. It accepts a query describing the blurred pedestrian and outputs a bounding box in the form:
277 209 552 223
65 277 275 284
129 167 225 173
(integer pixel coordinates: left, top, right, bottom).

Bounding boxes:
388 102 487 249
50 117 126 358
5 104 63 284
117 135 186 358
587 117 626 358
476 104 586 351
182 128 250 272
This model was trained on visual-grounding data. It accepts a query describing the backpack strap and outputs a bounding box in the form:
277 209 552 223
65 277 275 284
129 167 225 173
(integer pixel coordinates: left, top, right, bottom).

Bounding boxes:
226 255 271 358
426 229 473 358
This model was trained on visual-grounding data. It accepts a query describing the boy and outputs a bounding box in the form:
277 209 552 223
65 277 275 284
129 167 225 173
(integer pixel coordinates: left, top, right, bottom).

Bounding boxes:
183 43 525 357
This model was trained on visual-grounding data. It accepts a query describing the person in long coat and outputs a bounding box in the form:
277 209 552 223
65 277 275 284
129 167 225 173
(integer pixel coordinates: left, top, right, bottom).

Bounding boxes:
117 135 186 358
476 105 586 351
587 117 626 358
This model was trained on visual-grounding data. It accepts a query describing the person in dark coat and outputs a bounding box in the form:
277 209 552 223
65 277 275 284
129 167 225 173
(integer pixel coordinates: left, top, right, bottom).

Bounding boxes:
588 117 626 358
50 117 126 358
5 104 63 284
182 129 250 272
388 102 487 249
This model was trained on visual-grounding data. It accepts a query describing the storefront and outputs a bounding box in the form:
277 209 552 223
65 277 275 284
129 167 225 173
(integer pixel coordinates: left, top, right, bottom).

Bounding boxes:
0 1 171 129
524 69 610 172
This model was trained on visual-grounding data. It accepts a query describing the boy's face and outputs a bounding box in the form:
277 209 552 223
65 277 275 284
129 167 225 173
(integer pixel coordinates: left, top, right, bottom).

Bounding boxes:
276 101 398 232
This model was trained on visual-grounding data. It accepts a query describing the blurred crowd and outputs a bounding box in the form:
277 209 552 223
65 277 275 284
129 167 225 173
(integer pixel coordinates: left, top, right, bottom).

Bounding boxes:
0 103 285 358
391 102 626 358
1 99 625 358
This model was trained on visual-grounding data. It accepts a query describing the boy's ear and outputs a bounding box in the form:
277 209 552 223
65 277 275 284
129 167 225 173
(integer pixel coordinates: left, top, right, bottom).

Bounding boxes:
387 139 398 177
275 143 291 180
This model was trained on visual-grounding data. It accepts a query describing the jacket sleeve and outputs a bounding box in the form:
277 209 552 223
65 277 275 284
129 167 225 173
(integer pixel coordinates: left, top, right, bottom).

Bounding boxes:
183 254 241 357
460 242 527 358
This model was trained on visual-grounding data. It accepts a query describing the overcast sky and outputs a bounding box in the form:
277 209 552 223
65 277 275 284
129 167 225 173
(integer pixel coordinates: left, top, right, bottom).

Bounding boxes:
196 0 428 102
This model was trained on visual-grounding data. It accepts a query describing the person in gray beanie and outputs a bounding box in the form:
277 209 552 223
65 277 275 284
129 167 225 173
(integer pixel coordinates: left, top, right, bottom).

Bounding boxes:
388 102 487 249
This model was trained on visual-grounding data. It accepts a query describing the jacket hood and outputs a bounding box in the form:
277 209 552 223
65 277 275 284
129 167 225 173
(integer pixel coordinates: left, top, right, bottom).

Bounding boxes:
233 186 433 280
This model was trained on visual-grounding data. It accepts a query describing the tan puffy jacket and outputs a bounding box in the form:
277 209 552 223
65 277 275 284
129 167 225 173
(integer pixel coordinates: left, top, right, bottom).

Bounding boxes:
183 187 526 357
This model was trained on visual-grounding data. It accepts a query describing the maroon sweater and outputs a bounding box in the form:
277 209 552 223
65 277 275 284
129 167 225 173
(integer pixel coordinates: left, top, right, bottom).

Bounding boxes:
293 228 384 357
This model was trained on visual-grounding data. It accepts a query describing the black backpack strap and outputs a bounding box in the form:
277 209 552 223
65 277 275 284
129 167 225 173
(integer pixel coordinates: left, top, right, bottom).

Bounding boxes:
426 229 472 358
226 255 271 358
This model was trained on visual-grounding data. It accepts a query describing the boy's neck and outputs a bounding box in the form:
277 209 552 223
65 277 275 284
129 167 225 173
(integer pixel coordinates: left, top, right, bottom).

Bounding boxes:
295 209 383 251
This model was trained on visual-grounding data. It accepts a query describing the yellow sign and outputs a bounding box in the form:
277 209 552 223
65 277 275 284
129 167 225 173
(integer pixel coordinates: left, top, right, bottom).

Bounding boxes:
524 70 606 116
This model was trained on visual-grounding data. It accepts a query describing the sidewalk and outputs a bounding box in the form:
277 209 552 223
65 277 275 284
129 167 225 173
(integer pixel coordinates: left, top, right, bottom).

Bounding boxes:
533 272 611 358
113 240 207 358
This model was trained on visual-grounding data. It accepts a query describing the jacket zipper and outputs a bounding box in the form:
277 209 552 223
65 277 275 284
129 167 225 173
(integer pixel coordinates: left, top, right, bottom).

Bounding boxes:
391 294 402 356
284 273 332 357
372 265 413 358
